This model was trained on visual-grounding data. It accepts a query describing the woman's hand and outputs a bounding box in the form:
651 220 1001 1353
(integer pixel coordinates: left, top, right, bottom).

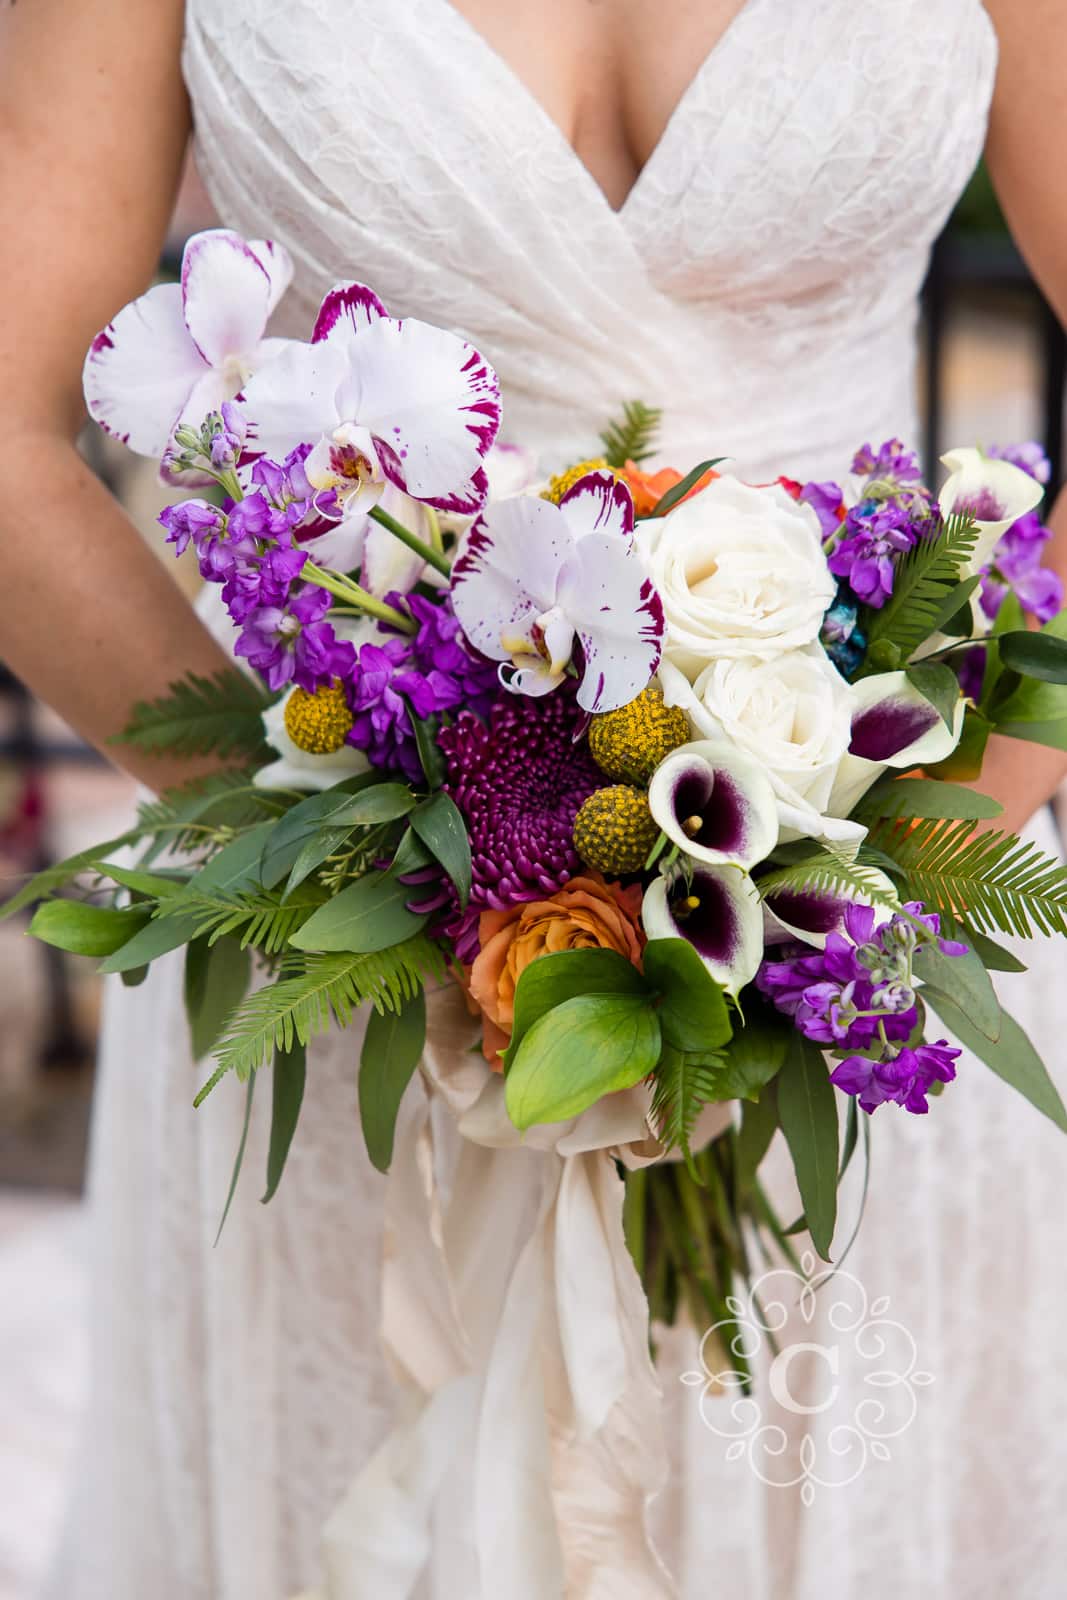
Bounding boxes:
980 0 1067 829
0 0 236 792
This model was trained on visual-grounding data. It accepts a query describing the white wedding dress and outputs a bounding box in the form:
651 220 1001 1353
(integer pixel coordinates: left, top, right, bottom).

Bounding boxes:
50 1 1067 1597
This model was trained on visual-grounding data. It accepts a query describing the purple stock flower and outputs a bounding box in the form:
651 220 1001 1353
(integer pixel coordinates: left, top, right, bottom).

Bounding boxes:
345 639 442 783
988 440 1052 485
827 501 923 608
438 691 602 960
851 439 923 484
209 402 246 471
830 1040 960 1115
158 498 226 558
799 480 846 539
957 645 987 705
234 586 354 693
981 510 1064 625
398 591 500 718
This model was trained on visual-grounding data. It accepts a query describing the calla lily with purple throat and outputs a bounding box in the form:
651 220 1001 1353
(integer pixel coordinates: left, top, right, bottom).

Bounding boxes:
827 671 965 818
647 739 779 869
762 866 898 949
83 229 293 474
939 447 1044 574
643 864 764 997
449 471 665 713
239 281 501 518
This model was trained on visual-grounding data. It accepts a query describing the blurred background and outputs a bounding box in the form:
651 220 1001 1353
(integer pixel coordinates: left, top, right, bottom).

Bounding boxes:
0 153 1063 1598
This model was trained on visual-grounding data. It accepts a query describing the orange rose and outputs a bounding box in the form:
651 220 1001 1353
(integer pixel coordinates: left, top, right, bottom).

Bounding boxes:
467 875 644 1069
622 459 718 517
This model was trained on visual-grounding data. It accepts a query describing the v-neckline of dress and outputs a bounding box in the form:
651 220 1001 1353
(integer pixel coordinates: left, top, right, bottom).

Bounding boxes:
430 0 764 223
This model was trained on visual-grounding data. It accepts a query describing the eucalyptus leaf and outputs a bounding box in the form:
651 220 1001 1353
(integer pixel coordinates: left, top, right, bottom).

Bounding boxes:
997 629 1067 685
505 994 661 1130
262 1037 307 1203
642 938 732 1055
184 937 253 1060
913 938 1000 1043
962 926 1028 974
922 988 1067 1133
98 908 205 973
28 900 152 958
410 792 472 909
776 1032 839 1260
359 988 427 1171
257 773 394 888
290 869 427 953
502 948 650 1072
88 862 190 898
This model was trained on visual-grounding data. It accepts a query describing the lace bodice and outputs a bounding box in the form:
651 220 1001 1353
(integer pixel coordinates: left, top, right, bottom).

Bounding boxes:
183 0 997 479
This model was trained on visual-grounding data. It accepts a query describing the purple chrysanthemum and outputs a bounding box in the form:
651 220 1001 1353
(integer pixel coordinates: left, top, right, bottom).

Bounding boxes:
438 692 602 959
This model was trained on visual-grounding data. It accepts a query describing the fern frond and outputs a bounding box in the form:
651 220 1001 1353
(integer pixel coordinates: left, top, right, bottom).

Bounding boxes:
599 400 663 468
114 669 274 759
205 936 447 1088
651 1048 727 1156
135 771 283 858
163 885 327 955
861 512 979 667
756 851 901 910
867 816 1067 939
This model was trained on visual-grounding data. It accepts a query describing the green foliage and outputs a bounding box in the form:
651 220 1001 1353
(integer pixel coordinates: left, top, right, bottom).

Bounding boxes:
135 770 283 859
262 1038 307 1203
996 629 1067 684
912 938 1000 1042
505 994 661 1130
642 938 732 1054
502 948 647 1071
716 1016 789 1100
174 885 326 954
215 1075 256 1246
649 1046 728 1161
860 512 979 668
404 700 447 789
776 1031 839 1260
28 900 151 957
598 400 663 468
853 776 1003 823
257 774 403 889
0 832 139 922
203 936 444 1090
756 850 899 912
923 989 1067 1133
184 938 253 1059
98 908 206 973
410 793 471 910
359 989 427 1172
868 815 1067 939
113 669 274 759
904 662 960 730
290 868 428 953
645 458 724 518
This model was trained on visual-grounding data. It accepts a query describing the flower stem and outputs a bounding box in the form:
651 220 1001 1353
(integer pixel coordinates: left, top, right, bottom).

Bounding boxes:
623 1167 648 1276
369 504 452 577
302 562 416 632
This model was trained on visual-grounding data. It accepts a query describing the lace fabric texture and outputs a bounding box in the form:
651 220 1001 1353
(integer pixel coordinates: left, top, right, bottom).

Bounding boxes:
52 2 1067 1596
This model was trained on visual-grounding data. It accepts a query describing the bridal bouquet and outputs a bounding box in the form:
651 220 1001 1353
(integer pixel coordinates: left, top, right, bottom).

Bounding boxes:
11 230 1067 1349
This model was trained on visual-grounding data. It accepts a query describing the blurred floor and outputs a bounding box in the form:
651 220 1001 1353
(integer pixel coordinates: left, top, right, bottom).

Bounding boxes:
0 292 1056 1597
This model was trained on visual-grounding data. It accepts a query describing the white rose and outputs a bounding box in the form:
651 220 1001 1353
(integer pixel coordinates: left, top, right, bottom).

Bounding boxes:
640 475 836 678
659 652 865 848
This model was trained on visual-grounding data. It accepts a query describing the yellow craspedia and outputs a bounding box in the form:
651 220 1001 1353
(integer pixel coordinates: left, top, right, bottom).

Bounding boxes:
283 681 354 754
542 457 626 504
589 686 690 787
573 785 660 875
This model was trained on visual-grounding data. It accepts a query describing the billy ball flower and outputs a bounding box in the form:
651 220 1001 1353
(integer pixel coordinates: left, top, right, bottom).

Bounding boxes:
588 685 690 786
572 786 660 875
283 681 354 753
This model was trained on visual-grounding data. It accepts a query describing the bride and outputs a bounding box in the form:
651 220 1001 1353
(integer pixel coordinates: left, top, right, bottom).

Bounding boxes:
3 0 1066 1595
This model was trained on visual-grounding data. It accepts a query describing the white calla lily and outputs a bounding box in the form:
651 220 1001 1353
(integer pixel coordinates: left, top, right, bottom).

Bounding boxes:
762 866 898 949
647 739 779 870
643 865 764 997
83 229 293 467
450 471 665 713
240 280 501 516
827 670 966 819
939 447 1044 573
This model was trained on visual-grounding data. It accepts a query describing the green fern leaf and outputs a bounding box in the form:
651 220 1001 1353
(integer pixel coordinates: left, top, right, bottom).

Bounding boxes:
598 400 663 468
756 851 901 911
113 669 275 759
867 816 1067 939
651 1045 727 1157
135 771 284 860
860 512 979 669
202 936 446 1093
166 885 328 955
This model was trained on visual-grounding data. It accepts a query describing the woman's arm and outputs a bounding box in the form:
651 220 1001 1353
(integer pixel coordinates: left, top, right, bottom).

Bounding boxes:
976 0 1067 829
0 0 236 791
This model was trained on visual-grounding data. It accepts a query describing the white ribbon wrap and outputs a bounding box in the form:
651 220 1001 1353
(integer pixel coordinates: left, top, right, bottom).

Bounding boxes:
299 986 730 1599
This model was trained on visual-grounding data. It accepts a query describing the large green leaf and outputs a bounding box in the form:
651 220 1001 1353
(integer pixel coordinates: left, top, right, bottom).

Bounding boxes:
996 630 1067 684
913 938 1000 1043
905 662 961 731
961 927 1027 974
853 776 1003 823
184 937 253 1060
359 988 427 1171
505 994 661 1131
98 908 205 973
289 869 427 953
642 938 732 1054
262 1037 307 1202
410 792 471 909
922 988 1067 1134
88 862 190 898
735 1087 779 1194
502 948 649 1071
29 900 151 958
257 774 403 888
776 1033 839 1260
715 1015 789 1100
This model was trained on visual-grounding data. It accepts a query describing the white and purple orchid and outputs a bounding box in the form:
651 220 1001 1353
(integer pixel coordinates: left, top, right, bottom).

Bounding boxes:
828 670 966 818
643 863 764 997
299 480 435 597
83 229 293 473
449 470 665 714
647 739 779 870
239 281 501 519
